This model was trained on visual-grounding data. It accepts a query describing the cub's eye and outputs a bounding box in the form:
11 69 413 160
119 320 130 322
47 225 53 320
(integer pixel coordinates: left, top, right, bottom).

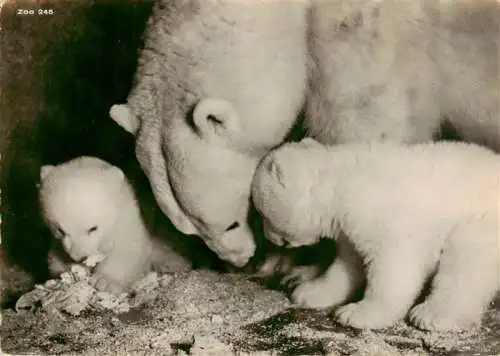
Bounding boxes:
225 221 240 232
87 226 98 234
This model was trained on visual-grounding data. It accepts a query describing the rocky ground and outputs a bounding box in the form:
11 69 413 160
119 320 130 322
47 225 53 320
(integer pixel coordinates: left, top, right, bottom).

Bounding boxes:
2 259 499 356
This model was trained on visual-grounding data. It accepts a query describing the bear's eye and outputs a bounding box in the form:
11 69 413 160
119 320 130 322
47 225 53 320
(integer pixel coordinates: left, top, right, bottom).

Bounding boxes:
87 226 98 234
57 227 66 236
225 221 240 232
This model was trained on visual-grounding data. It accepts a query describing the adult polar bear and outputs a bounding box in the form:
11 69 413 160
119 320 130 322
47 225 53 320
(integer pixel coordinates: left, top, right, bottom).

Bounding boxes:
110 0 309 266
110 0 500 266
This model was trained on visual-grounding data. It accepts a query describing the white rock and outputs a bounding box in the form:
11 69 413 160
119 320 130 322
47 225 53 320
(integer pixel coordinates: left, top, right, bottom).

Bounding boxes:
190 335 233 356
58 281 95 316
211 315 224 324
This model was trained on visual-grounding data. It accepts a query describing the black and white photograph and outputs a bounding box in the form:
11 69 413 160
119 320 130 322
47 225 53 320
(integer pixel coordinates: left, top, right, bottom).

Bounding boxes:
1 0 499 354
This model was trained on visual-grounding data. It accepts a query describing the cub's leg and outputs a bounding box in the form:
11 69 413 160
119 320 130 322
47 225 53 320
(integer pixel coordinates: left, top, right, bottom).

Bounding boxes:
255 252 295 278
335 242 434 329
281 265 322 289
91 240 152 294
292 237 364 309
255 250 321 289
409 218 498 331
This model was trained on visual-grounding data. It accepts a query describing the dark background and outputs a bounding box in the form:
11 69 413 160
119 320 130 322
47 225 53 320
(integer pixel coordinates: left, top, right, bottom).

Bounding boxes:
1 0 185 282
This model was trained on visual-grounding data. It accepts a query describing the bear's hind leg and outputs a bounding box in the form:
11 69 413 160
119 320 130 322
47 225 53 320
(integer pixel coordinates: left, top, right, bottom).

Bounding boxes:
409 218 498 331
335 244 431 329
292 237 364 309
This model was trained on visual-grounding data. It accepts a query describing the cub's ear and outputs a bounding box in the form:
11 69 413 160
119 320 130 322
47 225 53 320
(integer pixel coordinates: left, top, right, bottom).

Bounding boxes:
265 158 286 188
109 104 139 135
40 165 56 180
192 98 241 140
300 137 322 148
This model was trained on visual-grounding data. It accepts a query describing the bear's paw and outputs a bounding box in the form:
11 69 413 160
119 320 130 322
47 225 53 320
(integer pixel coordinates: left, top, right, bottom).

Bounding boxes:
409 301 480 331
335 300 401 329
292 277 347 309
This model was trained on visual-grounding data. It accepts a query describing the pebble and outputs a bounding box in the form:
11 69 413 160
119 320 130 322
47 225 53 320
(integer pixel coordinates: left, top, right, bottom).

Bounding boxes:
110 317 121 327
190 335 233 356
60 271 76 285
149 338 174 354
44 280 58 289
150 331 194 348
211 315 224 324
159 274 174 288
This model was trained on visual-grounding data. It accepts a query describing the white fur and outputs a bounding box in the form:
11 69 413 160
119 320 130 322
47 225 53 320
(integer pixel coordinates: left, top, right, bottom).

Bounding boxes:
111 0 499 267
307 0 500 149
110 0 309 266
252 139 500 331
39 157 168 294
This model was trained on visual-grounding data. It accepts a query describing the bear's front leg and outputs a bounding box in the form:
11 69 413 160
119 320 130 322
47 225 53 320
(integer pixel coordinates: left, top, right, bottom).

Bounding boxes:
409 218 498 331
335 245 430 329
292 238 364 309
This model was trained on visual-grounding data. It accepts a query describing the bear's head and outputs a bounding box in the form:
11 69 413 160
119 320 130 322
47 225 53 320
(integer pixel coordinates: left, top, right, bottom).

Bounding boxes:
252 138 328 248
39 157 126 262
163 98 266 266
108 0 308 266
111 98 270 267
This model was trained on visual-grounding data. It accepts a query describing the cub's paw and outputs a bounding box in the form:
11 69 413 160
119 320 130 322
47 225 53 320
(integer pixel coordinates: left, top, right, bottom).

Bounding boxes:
409 301 479 331
292 277 346 309
335 301 399 329
90 273 126 295
256 254 293 278
281 265 320 289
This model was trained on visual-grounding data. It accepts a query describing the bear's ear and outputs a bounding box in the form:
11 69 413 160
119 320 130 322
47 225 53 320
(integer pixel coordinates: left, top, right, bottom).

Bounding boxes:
266 158 286 188
109 104 139 135
300 137 322 148
40 165 55 180
192 98 241 141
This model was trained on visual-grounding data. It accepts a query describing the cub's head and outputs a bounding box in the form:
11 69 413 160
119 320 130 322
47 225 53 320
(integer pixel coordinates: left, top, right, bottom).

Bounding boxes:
252 138 327 248
39 157 126 262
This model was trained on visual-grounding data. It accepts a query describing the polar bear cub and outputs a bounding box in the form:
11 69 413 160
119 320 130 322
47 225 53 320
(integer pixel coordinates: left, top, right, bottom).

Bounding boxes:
39 157 167 294
252 138 500 331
